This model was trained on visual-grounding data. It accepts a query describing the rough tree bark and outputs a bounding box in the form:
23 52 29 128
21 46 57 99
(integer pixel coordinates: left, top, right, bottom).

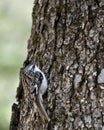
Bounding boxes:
10 0 104 130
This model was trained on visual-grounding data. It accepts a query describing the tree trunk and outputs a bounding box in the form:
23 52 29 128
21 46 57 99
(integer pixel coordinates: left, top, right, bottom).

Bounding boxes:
10 0 104 130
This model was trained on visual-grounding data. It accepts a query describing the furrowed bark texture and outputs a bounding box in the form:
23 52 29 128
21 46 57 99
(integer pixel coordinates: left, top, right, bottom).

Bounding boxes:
10 0 104 130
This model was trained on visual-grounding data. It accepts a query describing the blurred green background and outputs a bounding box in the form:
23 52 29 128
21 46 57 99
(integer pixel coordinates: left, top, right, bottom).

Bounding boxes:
0 0 33 129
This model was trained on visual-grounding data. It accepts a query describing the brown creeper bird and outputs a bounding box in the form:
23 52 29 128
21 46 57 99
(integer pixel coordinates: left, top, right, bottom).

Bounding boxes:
23 63 50 123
